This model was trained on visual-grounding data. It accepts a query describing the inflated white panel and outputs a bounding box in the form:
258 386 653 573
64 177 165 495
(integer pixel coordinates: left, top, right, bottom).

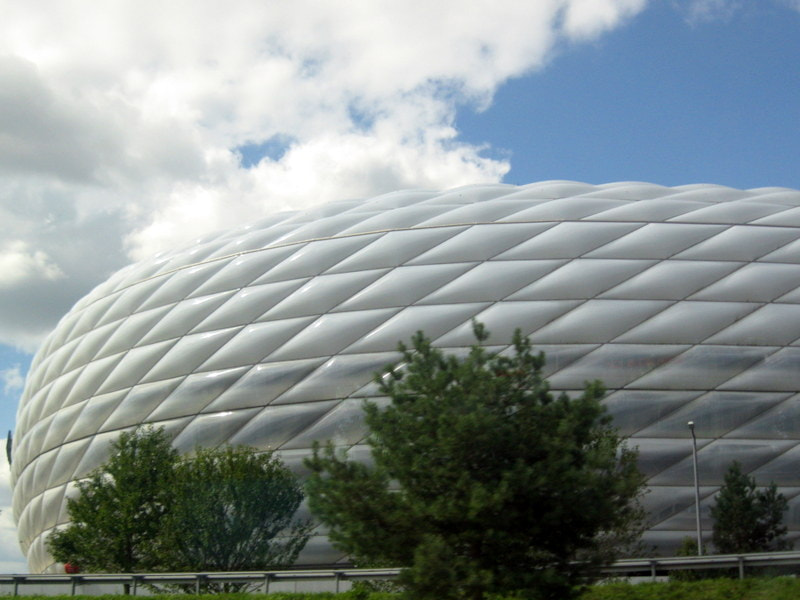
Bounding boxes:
14 181 800 572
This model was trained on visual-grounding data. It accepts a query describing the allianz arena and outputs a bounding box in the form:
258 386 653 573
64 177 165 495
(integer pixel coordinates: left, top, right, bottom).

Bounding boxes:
13 180 800 572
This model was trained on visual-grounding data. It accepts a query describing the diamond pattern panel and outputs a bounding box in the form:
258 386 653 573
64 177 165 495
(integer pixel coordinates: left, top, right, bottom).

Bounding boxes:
13 181 800 571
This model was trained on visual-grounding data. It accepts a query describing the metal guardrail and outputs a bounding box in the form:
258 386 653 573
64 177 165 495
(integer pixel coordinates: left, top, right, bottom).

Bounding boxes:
1 552 800 595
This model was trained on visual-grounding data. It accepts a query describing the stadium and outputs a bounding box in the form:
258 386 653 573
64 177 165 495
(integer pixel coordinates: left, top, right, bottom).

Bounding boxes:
12 180 800 572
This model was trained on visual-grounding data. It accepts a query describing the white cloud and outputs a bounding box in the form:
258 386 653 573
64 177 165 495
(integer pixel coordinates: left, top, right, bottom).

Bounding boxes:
0 241 63 288
0 447 28 572
682 0 742 24
1 367 23 396
0 0 649 351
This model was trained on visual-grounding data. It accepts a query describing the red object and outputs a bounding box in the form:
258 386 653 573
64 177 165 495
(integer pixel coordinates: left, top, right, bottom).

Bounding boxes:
64 562 80 574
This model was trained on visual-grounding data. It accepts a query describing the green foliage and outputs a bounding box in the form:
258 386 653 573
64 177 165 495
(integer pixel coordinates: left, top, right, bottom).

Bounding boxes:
305 322 646 600
711 462 790 554
159 445 313 574
48 428 310 580
47 426 178 572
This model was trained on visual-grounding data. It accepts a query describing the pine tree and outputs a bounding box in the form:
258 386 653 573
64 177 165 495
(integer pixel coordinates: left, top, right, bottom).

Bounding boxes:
305 322 645 600
711 461 790 554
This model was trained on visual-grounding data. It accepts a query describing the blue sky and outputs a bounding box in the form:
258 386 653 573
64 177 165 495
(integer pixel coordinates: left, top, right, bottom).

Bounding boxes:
459 2 800 189
0 0 799 570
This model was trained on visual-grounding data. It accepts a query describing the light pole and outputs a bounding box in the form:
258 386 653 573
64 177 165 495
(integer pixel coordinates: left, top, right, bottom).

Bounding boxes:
688 421 702 555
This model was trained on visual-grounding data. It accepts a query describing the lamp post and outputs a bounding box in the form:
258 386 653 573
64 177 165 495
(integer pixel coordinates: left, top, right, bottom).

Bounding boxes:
688 421 702 555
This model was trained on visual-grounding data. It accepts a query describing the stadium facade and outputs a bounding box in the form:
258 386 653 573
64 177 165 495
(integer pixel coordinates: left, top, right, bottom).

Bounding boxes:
13 180 800 572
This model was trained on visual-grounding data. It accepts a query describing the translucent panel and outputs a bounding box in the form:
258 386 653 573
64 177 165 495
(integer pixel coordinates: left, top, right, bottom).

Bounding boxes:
140 327 240 383
530 300 671 344
602 260 741 300
585 223 724 259
548 344 689 389
64 391 128 443
255 234 381 283
648 439 796 486
593 181 673 200
345 304 487 354
62 352 124 406
670 201 790 225
675 225 800 261
94 276 168 327
408 223 552 264
691 263 800 302
146 367 250 421
337 263 474 311
209 359 326 410
338 205 454 234
99 377 184 432
604 391 701 436
273 353 398 405
729 394 800 440
750 445 800 486
326 227 467 273
135 292 233 346
649 493 720 531
636 392 788 438
40 403 86 454
193 278 309 331
719 347 800 392
271 212 380 245
93 305 174 359
190 245 301 296
707 304 800 345
586 199 709 222
498 197 628 222
525 345 598 378
759 237 800 265
417 185 513 205
268 309 399 361
228 401 339 449
752 208 800 227
199 317 316 372
416 200 543 226
496 222 641 260
136 260 227 311
630 345 774 390
94 340 176 394
262 270 387 320
628 438 696 478
435 300 581 346
56 320 119 377
38 369 83 418
281 398 388 449
423 261 560 303
171 408 262 453
615 301 758 344
508 259 654 301
71 430 123 479
354 189 438 211
39 486 66 532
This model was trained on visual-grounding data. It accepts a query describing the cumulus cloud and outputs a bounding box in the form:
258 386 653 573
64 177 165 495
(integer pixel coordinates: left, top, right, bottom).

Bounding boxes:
0 0 648 352
1 367 23 396
0 447 28 572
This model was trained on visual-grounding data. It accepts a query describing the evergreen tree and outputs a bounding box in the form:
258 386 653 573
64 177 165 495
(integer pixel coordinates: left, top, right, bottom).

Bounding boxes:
305 322 645 600
711 461 790 554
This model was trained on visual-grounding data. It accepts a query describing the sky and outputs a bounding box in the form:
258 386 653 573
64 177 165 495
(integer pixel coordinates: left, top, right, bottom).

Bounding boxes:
0 0 798 571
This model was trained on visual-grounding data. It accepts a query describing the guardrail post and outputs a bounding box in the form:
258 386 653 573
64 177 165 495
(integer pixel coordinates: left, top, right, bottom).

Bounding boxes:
13 576 21 596
650 560 657 582
132 575 141 596
335 571 341 594
70 575 80 596
195 574 202 594
263 573 271 594
738 557 744 580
